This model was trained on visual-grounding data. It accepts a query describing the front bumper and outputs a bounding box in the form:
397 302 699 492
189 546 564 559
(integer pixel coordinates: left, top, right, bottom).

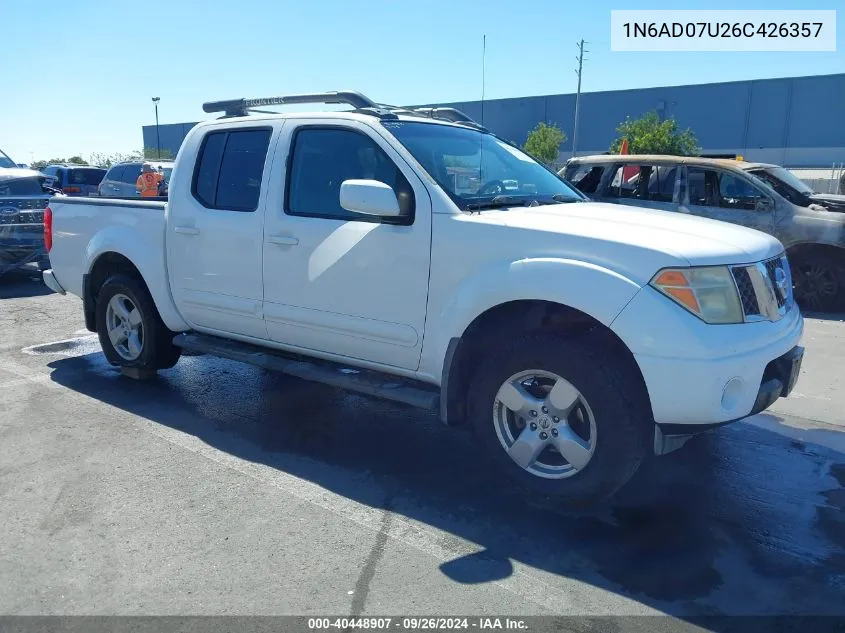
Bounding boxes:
653 345 804 454
611 285 805 430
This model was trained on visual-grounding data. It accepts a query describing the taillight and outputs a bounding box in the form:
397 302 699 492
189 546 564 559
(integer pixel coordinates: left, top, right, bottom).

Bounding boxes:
44 207 53 252
62 186 81 194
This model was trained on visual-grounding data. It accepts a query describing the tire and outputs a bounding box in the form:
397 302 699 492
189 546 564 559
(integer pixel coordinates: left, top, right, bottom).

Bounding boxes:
792 251 845 313
95 273 181 371
466 332 652 505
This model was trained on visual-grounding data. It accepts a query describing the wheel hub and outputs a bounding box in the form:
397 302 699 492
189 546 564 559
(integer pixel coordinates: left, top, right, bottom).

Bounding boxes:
492 369 597 480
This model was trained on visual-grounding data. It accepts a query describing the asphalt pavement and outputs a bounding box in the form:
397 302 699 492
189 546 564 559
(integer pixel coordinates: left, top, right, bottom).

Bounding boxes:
1 266 844 626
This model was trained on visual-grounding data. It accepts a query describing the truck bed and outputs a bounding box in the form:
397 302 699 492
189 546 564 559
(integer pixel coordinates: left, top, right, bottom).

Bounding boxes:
47 196 174 325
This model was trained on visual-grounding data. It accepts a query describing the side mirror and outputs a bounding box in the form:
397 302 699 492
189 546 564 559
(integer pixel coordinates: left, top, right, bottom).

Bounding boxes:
339 179 401 218
755 197 774 212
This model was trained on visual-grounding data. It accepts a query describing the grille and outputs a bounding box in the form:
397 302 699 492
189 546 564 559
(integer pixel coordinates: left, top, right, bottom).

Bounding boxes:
764 257 787 308
732 266 760 316
0 211 44 226
0 198 50 211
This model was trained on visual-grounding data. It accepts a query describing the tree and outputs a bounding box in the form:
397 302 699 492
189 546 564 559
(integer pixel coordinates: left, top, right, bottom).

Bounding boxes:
143 147 174 160
523 122 566 166
66 156 88 165
610 111 700 156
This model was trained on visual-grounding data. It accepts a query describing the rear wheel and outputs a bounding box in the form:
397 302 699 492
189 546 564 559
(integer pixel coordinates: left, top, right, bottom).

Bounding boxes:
95 273 181 371
792 251 845 313
467 333 652 505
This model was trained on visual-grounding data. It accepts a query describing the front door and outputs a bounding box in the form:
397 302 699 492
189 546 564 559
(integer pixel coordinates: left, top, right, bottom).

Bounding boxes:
167 124 277 339
261 119 432 371
679 166 775 235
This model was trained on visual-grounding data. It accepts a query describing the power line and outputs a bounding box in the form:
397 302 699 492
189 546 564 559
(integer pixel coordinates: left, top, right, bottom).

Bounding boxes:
572 38 589 159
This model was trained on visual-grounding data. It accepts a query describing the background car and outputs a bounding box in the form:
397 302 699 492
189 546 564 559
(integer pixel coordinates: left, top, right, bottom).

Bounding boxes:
0 168 56 273
97 160 173 198
0 148 17 169
41 164 106 197
561 154 845 313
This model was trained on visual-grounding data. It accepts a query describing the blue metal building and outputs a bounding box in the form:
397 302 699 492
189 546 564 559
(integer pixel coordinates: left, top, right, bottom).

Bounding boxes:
143 73 845 169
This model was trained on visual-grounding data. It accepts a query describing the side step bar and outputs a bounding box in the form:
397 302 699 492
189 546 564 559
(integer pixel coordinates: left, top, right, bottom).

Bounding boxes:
172 332 440 411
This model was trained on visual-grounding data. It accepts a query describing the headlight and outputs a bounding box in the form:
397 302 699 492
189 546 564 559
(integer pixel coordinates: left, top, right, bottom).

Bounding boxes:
650 266 744 324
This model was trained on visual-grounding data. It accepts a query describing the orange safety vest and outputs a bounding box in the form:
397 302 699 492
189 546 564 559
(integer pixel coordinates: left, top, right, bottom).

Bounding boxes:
137 171 162 197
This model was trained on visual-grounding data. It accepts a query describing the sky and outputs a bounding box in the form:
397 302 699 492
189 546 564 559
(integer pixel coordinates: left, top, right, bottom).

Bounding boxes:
2 0 842 163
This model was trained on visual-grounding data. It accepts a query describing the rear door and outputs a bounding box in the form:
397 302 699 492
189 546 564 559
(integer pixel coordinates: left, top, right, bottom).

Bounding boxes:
679 166 775 235
167 122 278 339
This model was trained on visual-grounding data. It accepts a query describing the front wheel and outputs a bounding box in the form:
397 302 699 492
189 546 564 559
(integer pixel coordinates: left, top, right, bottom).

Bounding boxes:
95 273 181 371
467 333 652 505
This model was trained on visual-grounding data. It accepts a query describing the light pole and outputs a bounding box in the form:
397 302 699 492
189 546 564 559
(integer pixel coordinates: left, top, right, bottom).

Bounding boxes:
151 97 161 160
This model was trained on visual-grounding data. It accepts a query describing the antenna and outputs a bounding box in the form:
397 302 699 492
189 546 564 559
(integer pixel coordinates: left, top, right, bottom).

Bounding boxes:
481 34 486 126
478 34 486 190
572 38 589 159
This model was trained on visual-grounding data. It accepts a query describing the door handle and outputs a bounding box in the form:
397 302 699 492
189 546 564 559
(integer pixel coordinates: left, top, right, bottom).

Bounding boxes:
174 226 200 236
267 235 299 246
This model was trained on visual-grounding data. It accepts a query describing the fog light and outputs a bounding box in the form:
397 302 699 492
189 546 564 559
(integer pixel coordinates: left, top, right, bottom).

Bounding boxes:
721 377 744 411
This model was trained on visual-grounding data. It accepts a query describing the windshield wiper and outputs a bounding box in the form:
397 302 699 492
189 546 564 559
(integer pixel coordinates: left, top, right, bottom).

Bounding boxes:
551 193 583 203
464 195 533 211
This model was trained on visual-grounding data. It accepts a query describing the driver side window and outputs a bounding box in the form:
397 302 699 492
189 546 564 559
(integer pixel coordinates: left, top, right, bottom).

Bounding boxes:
285 127 415 223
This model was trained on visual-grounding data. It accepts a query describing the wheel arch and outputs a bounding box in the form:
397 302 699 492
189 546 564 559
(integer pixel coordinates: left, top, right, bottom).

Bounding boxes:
439 299 652 426
84 249 188 333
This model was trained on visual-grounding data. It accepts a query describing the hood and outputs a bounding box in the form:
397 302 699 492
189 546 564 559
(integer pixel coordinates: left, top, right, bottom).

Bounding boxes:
809 193 845 213
0 168 46 182
470 202 784 282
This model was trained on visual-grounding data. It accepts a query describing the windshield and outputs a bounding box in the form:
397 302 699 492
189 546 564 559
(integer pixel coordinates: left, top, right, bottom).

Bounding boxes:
750 166 814 197
383 120 584 209
0 148 16 169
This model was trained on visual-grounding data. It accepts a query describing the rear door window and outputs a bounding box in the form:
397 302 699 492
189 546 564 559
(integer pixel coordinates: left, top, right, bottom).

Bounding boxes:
610 164 678 202
192 128 272 212
68 168 106 185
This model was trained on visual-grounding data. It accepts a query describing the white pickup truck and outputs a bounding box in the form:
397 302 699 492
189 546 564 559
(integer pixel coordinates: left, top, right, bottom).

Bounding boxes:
43 91 805 504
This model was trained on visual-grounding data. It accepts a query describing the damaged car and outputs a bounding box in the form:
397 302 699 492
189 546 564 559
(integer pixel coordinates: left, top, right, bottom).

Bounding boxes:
562 155 845 313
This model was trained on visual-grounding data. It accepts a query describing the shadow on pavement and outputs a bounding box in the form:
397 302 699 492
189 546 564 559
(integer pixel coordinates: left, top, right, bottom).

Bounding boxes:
43 350 845 622
0 265 53 299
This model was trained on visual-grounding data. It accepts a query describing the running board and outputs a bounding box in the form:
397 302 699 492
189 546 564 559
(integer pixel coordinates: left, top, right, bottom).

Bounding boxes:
172 332 440 411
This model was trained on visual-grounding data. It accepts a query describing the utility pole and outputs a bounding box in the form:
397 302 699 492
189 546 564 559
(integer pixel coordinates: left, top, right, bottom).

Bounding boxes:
572 39 588 158
151 97 161 160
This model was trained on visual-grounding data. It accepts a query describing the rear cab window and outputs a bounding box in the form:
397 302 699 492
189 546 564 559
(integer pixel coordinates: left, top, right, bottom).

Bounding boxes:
192 128 272 211
68 168 106 185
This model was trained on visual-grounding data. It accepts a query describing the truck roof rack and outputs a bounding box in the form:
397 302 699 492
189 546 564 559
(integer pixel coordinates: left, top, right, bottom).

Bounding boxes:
202 91 378 117
202 91 487 130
